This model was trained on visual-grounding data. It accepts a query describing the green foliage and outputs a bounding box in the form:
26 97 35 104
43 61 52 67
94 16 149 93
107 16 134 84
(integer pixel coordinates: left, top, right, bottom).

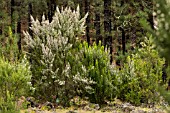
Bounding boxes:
0 26 31 111
140 0 170 63
152 0 170 62
0 27 19 62
117 36 164 105
0 0 11 34
24 5 118 105
0 92 19 113
79 41 118 103
112 0 153 51
0 57 32 112
158 85 170 105
0 23 32 112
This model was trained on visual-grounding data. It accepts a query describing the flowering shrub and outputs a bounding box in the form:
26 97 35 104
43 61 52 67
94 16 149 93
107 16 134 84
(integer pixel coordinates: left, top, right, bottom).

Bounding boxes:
23 6 97 106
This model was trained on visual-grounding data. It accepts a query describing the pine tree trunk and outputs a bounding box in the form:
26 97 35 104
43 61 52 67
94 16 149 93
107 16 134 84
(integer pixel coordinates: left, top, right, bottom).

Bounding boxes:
11 0 15 31
28 2 33 36
85 0 90 45
17 16 21 51
78 0 84 17
48 1 52 23
104 0 112 62
95 11 101 45
148 1 154 29
51 0 56 17
121 28 126 55
48 0 56 23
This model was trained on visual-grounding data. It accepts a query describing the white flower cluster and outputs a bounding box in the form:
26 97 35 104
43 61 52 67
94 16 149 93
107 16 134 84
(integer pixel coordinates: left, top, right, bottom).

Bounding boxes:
73 72 96 85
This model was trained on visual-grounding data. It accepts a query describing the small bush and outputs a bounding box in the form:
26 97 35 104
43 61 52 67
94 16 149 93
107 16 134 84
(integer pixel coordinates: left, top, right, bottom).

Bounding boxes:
0 27 20 62
0 57 32 112
0 24 32 112
79 41 118 103
117 36 165 105
0 92 19 113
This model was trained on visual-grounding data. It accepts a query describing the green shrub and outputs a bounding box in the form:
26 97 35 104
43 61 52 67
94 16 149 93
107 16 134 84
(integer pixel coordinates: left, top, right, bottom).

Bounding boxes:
0 27 20 62
0 24 32 112
78 41 118 103
117 36 165 105
0 57 32 112
0 92 19 113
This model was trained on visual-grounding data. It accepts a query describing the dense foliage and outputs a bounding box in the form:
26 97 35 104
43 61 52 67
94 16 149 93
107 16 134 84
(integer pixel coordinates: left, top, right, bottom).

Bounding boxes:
79 41 118 103
24 6 91 105
0 27 19 61
23 5 166 107
0 23 32 112
23 6 120 106
1 0 170 112
0 57 32 112
153 0 170 61
117 36 164 105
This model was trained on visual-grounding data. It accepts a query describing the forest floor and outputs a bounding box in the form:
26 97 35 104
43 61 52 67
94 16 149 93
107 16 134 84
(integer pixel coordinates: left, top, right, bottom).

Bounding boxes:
20 107 168 113
18 97 169 113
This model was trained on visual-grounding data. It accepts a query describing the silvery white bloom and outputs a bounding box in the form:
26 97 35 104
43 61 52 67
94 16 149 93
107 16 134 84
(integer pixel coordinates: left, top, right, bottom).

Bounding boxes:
27 82 32 86
58 81 65 86
23 6 88 99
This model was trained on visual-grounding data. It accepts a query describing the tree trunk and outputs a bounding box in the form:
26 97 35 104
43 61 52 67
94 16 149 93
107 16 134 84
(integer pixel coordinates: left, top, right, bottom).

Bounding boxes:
48 1 52 23
51 0 56 17
85 0 90 45
48 0 56 23
11 0 15 31
121 28 126 55
17 16 21 52
28 2 33 36
104 0 112 62
148 1 154 29
95 9 101 45
78 0 84 18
